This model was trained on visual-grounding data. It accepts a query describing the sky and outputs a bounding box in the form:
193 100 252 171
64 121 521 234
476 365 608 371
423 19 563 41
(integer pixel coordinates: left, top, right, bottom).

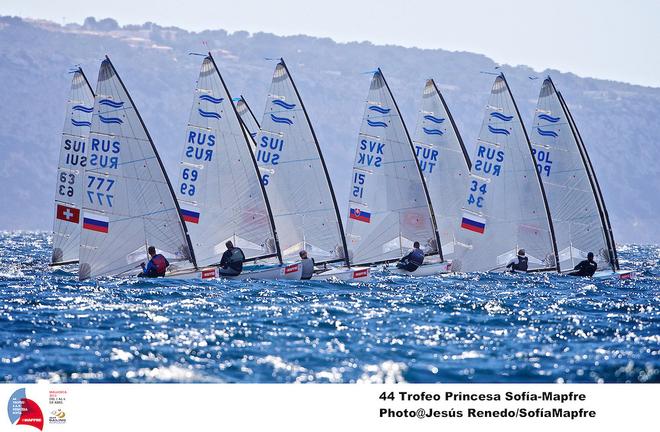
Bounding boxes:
3 0 659 88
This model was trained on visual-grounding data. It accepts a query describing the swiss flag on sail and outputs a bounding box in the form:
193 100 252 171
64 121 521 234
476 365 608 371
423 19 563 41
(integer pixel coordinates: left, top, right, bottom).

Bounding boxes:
56 204 80 224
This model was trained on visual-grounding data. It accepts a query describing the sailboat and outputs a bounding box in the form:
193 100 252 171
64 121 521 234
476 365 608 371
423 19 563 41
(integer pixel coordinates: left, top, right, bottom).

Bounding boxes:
532 78 633 279
254 59 370 281
235 95 260 146
168 53 301 280
452 73 558 273
51 67 95 266
344 69 450 276
412 79 471 260
78 56 197 280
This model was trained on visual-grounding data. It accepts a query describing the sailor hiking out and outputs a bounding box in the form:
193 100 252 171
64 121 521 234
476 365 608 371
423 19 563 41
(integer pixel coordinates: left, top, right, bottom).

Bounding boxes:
139 246 170 278
506 249 528 273
396 242 425 272
568 252 598 277
219 241 245 276
299 250 315 280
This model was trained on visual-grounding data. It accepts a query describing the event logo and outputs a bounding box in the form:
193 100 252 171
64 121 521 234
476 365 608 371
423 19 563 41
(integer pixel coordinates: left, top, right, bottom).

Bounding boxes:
49 409 67 425
6 388 44 431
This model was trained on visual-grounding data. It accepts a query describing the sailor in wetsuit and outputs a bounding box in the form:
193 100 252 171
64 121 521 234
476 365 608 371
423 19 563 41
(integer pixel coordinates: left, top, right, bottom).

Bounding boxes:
396 241 425 272
219 241 245 276
299 250 315 280
139 246 169 277
568 252 598 277
506 249 528 273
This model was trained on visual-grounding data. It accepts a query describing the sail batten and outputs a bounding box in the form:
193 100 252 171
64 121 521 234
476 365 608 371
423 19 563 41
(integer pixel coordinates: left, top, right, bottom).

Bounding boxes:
51 68 95 266
453 74 557 273
254 59 348 266
78 57 195 280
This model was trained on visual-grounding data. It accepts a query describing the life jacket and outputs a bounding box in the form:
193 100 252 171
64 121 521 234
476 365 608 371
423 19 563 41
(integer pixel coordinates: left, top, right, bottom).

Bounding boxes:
300 258 315 280
578 260 598 276
227 248 245 272
512 256 528 272
151 254 168 276
409 248 425 266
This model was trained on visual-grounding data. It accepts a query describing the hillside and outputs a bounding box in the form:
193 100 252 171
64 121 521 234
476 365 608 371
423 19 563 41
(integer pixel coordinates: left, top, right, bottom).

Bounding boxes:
0 16 658 243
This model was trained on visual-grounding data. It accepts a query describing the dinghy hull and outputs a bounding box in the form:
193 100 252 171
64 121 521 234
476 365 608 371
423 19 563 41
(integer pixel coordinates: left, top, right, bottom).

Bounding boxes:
166 263 302 280
311 266 371 282
383 261 452 276
593 269 635 280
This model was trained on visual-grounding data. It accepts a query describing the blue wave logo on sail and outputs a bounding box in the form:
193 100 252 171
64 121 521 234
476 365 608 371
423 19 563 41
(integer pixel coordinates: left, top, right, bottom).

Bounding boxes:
98 99 124 108
368 105 391 114
271 99 296 110
366 119 388 128
423 127 444 136
538 113 560 123
490 112 513 121
250 132 257 138
71 119 92 127
536 128 558 138
198 109 221 119
423 114 445 124
99 115 124 124
199 94 224 104
270 114 293 125
72 105 93 113
488 125 510 135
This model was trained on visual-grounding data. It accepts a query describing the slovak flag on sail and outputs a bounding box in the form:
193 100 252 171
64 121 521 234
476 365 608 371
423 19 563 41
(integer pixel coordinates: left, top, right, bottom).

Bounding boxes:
350 207 371 223
82 212 109 233
461 212 486 234
180 205 200 224
56 204 80 224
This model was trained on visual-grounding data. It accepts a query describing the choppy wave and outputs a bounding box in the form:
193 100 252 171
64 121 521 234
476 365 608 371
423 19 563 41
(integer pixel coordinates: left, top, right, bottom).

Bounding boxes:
1 232 658 383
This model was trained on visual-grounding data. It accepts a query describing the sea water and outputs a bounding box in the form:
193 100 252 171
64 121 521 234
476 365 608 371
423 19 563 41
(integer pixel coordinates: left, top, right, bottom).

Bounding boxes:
1 232 658 383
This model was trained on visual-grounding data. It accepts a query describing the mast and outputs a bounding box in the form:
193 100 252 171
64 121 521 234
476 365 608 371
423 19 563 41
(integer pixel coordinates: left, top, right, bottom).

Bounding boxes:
556 88 619 270
78 67 95 96
380 69 444 262
278 58 350 267
500 73 559 272
239 95 261 129
430 79 472 170
105 56 198 269
207 53 283 264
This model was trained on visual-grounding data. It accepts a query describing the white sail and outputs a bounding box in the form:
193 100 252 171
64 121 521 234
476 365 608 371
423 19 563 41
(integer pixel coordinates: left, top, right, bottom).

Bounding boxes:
559 90 619 270
346 69 441 266
254 59 348 264
235 96 260 146
52 68 95 265
175 55 278 266
532 80 617 271
78 57 195 280
412 79 471 259
453 74 557 272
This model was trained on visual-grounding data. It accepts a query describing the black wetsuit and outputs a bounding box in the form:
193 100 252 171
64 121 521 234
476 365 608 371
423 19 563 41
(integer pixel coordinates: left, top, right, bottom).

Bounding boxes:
569 259 597 277
219 247 245 276
397 248 425 272
506 256 528 272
